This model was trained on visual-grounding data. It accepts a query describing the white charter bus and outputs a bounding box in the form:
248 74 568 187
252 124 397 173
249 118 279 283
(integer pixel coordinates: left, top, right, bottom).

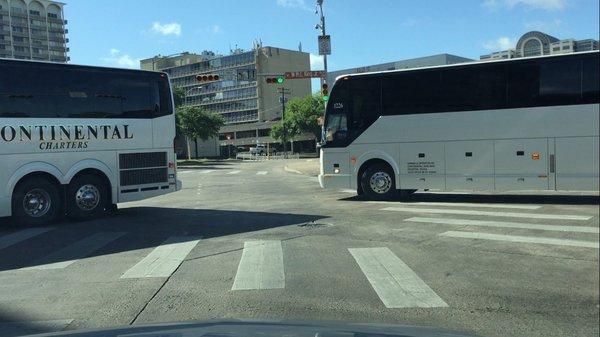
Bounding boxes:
0 59 181 225
319 52 599 200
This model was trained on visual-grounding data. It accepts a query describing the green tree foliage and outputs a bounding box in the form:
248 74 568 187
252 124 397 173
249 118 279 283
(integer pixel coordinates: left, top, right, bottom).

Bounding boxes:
177 106 226 159
270 94 325 143
172 86 186 108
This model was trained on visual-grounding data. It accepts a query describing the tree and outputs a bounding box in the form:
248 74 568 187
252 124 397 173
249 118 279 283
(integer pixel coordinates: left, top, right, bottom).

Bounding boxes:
172 86 186 109
270 94 325 152
177 106 226 159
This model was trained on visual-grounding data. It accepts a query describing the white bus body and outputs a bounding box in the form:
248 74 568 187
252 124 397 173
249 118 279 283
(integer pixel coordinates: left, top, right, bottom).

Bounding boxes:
319 52 599 199
1 59 181 224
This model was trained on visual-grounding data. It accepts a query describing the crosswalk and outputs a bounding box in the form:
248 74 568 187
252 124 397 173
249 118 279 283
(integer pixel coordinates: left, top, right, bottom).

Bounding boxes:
180 169 273 176
0 200 597 312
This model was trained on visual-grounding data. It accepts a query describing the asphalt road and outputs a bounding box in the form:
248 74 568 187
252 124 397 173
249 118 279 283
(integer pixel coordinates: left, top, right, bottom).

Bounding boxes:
0 159 598 337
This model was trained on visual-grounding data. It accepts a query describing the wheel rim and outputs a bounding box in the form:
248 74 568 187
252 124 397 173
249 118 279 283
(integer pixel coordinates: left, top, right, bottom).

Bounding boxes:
75 184 100 211
369 171 392 194
23 188 52 218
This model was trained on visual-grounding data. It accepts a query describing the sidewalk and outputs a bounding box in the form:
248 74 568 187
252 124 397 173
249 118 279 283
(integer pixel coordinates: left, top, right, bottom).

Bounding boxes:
284 159 320 177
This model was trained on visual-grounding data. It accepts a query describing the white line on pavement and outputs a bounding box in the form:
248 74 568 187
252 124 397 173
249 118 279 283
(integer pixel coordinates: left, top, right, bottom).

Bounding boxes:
340 189 356 194
381 207 593 221
121 236 201 278
256 171 268 175
405 217 600 233
226 170 241 175
348 247 447 308
21 232 126 270
0 227 54 250
439 231 599 249
198 170 216 174
232 240 285 290
367 201 540 210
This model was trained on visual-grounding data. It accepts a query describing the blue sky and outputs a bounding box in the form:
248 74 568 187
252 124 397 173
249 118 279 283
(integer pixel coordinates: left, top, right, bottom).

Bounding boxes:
67 0 599 71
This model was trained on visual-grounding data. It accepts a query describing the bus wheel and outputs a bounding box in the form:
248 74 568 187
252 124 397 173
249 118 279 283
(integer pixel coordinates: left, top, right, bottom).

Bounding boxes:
12 177 62 226
67 174 108 221
360 163 397 200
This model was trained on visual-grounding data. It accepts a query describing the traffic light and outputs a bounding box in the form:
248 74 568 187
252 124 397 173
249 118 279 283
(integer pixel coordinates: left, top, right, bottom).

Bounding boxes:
321 83 329 101
266 76 285 84
196 74 220 82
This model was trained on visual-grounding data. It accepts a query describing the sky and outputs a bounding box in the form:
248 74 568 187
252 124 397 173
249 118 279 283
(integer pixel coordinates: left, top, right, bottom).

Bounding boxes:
66 0 599 72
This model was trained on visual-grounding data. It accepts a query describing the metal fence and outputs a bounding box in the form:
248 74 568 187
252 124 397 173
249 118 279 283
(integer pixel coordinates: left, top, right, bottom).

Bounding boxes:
236 152 300 161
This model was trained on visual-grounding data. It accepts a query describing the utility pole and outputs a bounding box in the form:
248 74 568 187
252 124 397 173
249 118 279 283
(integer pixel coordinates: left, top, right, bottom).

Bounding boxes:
316 0 328 87
278 87 291 158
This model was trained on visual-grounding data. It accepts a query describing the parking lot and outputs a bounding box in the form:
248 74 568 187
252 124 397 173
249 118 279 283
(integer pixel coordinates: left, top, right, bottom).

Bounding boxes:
0 159 598 337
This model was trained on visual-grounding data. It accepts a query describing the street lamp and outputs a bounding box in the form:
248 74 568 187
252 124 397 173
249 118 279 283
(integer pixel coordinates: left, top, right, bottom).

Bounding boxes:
185 86 204 105
226 134 232 158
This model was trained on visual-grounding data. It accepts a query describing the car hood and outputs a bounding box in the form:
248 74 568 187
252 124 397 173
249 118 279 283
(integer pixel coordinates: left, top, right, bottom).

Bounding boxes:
21 319 481 337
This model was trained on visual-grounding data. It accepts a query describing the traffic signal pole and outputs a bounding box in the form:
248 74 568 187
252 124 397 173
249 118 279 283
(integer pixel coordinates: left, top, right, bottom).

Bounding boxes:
317 0 328 87
277 87 291 158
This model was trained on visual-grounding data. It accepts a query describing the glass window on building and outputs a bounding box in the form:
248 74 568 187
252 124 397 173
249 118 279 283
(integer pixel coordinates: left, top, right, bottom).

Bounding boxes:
523 39 542 57
236 130 257 139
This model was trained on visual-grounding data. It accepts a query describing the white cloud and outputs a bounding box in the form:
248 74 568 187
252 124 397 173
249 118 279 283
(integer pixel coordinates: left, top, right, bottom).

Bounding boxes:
211 25 221 34
100 49 139 69
483 0 566 10
310 53 324 70
483 36 516 51
150 22 182 36
276 0 311 11
524 18 562 32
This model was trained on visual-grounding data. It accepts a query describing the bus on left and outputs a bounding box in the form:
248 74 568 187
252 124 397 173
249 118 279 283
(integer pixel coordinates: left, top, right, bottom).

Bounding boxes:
0 59 181 226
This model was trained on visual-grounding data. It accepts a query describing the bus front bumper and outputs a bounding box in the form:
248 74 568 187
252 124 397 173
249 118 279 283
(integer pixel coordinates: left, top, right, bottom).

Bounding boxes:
318 173 351 189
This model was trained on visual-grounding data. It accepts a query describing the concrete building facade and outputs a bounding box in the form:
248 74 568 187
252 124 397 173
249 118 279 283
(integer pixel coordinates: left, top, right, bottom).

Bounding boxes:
326 53 473 85
141 45 312 157
480 31 599 61
0 0 68 62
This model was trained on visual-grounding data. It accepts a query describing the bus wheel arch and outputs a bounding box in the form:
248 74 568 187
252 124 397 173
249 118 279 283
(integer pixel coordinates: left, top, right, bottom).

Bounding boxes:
357 159 397 200
66 169 111 220
11 172 63 226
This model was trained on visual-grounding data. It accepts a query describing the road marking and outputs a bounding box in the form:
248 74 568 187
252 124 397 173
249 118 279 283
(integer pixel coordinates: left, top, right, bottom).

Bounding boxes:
198 170 215 174
440 231 599 249
21 232 126 270
226 170 241 175
405 217 600 233
121 236 200 278
348 247 447 308
381 207 593 221
0 319 73 336
284 166 303 174
340 189 356 194
368 201 540 210
256 171 268 175
0 227 54 250
232 240 284 290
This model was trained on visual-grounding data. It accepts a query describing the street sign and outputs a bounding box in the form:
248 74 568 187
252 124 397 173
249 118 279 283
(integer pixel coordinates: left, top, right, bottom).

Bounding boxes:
284 70 325 79
318 35 331 55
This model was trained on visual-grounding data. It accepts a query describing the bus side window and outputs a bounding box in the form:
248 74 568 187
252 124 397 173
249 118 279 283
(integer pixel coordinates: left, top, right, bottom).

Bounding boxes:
582 56 599 103
350 78 381 130
0 64 60 118
120 76 153 118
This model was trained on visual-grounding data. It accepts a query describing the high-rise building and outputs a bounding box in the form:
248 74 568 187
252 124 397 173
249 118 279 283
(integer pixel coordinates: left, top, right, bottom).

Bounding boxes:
480 31 599 61
0 0 69 62
326 53 473 85
141 45 312 157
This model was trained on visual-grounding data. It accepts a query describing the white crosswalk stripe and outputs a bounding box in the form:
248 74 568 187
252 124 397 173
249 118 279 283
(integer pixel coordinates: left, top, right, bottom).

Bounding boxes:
349 247 447 308
340 189 356 194
440 231 599 249
256 171 268 175
20 232 126 270
198 170 216 174
381 207 593 221
232 240 284 290
404 217 599 233
121 236 201 278
226 170 241 175
368 201 541 210
0 227 54 251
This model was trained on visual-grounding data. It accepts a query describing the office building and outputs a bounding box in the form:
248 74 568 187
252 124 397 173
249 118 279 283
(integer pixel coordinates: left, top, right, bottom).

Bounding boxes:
480 31 599 61
0 0 69 62
141 45 311 157
326 53 473 85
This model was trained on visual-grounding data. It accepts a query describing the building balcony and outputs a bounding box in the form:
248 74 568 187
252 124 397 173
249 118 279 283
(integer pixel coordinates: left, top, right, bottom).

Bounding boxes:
48 26 66 33
49 45 67 52
0 9 9 15
9 11 27 18
11 30 29 37
170 60 256 80
178 81 258 95
187 94 259 107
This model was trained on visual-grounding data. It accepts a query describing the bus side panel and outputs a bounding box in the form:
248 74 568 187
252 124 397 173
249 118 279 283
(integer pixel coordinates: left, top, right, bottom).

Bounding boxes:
494 138 549 190
555 137 599 191
445 140 494 190
398 143 445 190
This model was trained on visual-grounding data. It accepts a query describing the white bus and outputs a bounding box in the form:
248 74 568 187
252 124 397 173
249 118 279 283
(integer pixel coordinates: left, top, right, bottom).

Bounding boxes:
319 52 599 200
0 59 181 225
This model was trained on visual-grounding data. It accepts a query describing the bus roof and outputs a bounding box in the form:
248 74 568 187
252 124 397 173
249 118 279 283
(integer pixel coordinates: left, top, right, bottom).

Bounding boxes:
335 50 600 83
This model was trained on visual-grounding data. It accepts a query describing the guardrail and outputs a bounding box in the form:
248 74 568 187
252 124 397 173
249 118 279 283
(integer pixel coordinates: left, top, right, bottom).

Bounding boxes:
236 152 300 161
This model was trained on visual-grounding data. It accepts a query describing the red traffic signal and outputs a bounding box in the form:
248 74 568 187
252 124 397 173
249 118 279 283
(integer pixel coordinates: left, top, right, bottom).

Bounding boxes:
196 74 220 82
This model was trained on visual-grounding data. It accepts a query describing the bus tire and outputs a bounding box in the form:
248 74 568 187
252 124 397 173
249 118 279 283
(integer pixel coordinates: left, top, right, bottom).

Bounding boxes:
66 174 108 221
360 163 397 200
11 177 62 226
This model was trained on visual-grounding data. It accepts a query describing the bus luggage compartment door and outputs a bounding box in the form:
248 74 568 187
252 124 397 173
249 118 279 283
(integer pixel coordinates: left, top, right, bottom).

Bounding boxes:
555 136 599 191
494 138 549 191
398 143 445 190
445 140 494 190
